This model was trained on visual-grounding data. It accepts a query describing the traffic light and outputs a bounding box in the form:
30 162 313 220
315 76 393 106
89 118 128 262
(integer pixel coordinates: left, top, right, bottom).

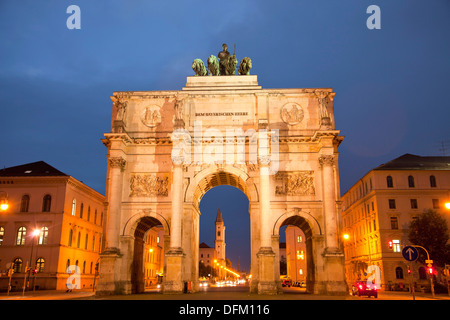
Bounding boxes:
428 267 434 275
388 240 393 249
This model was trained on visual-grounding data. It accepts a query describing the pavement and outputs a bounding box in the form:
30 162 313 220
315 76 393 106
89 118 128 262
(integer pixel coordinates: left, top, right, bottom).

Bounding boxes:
1 285 449 301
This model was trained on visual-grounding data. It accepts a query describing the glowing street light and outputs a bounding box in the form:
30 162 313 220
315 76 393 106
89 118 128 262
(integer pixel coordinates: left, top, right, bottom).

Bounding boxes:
343 233 350 240
0 191 9 211
445 202 450 210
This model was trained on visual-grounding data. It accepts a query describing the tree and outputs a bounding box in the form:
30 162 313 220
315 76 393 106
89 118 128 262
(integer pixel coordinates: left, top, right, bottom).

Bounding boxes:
408 209 450 267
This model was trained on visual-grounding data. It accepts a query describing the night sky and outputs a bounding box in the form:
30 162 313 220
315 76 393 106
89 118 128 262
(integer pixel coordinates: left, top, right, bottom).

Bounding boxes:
1 1 449 272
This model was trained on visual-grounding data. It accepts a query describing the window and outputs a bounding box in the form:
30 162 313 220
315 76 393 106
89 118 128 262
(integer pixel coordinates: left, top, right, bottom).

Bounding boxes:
432 199 440 209
392 239 401 252
80 203 84 219
38 227 49 245
36 258 45 272
395 267 404 279
16 226 27 245
20 195 30 212
297 235 303 243
0 226 4 246
13 258 23 273
71 199 76 216
68 229 73 246
390 217 398 229
408 175 415 188
419 267 427 280
85 234 88 250
386 176 393 188
430 175 436 188
42 194 51 212
94 209 98 224
410 199 418 209
77 232 81 248
87 206 91 221
388 199 396 209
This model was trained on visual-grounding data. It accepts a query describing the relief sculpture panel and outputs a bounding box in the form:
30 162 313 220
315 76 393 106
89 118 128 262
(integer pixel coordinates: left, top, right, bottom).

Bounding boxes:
275 171 315 196
129 173 170 197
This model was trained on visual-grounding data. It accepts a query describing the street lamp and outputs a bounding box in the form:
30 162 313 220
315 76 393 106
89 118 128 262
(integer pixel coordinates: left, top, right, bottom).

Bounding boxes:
445 202 450 210
29 229 40 291
0 191 9 211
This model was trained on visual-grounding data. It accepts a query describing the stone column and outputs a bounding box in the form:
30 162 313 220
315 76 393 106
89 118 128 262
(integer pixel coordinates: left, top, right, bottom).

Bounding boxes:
256 151 277 294
319 155 338 250
164 156 185 294
318 154 347 295
96 156 125 296
106 156 126 250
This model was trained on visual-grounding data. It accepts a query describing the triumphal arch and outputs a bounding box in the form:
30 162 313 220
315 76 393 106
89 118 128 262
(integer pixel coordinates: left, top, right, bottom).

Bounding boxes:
97 50 347 296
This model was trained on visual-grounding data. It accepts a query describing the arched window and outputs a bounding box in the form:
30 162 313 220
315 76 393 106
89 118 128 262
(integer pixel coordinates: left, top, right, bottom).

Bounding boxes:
42 194 51 212
38 227 49 245
419 267 427 280
20 195 30 212
87 206 91 221
80 203 84 219
94 209 97 224
85 234 88 250
66 259 71 271
36 257 45 272
408 175 415 188
386 176 393 188
395 267 404 279
430 175 437 188
68 229 73 246
16 226 27 246
13 258 23 273
77 232 81 248
71 199 76 216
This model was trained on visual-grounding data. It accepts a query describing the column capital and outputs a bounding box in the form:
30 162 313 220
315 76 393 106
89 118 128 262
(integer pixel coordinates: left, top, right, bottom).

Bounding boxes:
109 157 126 169
258 155 271 166
318 155 335 167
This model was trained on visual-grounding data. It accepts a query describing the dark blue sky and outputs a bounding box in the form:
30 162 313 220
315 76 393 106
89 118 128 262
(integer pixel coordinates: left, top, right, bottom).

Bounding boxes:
1 1 449 272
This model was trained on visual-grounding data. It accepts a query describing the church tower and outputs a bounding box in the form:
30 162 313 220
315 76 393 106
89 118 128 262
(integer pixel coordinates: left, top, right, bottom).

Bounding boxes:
214 208 226 263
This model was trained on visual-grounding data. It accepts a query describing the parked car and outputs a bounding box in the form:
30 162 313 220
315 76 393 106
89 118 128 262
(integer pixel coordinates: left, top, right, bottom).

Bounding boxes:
282 279 292 287
351 281 378 298
292 281 306 288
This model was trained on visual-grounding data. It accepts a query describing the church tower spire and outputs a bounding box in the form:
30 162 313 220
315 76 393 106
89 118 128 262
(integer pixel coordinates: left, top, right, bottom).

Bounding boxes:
215 208 226 263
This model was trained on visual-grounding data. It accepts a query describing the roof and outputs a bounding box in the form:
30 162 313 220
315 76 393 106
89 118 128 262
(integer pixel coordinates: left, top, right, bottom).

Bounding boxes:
216 208 223 223
199 242 211 248
374 154 450 171
0 161 69 177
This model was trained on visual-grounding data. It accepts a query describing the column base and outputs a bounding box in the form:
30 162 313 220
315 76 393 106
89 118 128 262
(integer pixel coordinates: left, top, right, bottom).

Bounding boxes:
163 248 185 294
257 247 277 295
96 248 123 296
321 247 348 295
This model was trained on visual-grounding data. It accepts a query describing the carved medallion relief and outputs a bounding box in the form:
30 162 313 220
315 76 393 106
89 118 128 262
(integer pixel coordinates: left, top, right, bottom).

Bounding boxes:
141 105 162 128
280 102 304 126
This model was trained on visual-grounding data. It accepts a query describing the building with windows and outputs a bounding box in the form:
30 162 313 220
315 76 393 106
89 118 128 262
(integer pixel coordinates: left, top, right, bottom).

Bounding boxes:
341 154 450 291
285 226 307 283
0 161 105 291
143 225 164 287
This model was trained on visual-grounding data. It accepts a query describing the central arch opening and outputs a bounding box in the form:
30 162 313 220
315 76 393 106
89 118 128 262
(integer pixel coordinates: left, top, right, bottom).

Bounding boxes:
193 170 252 291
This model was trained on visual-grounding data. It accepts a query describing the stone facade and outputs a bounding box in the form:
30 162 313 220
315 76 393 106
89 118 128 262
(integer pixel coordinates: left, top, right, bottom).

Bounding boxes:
97 75 347 295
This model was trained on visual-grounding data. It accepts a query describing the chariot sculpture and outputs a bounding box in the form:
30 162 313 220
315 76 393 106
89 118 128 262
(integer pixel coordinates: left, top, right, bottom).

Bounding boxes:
192 43 252 76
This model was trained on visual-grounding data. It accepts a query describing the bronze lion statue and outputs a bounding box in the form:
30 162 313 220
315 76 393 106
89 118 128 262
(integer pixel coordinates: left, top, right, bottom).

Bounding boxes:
207 55 220 76
226 54 238 75
192 59 207 76
238 57 252 75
